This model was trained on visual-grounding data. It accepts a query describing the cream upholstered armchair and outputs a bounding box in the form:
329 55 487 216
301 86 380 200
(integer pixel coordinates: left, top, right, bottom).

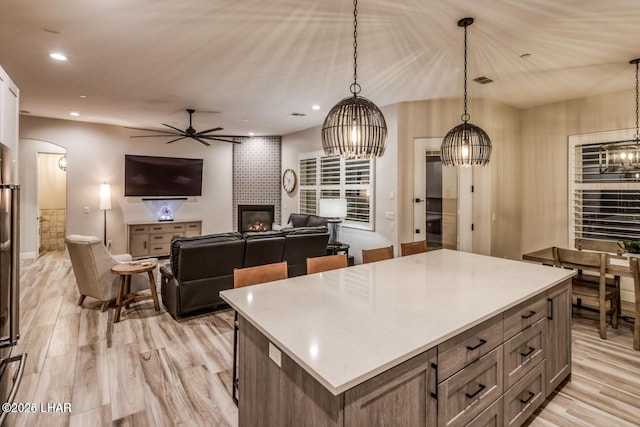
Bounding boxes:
65 235 156 311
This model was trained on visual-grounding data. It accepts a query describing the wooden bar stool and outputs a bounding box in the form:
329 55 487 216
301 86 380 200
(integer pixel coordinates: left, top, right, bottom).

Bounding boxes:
307 254 347 274
232 261 288 405
400 240 427 256
362 245 394 264
111 261 159 323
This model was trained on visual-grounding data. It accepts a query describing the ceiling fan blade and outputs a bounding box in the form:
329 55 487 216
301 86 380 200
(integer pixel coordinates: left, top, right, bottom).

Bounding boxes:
195 127 223 136
165 136 188 144
200 136 242 144
161 123 187 134
192 137 211 147
129 134 182 138
125 126 182 135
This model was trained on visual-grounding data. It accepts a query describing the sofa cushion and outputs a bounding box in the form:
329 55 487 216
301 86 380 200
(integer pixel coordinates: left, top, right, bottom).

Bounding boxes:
284 226 329 235
288 213 310 228
306 215 328 227
242 230 285 240
170 232 243 278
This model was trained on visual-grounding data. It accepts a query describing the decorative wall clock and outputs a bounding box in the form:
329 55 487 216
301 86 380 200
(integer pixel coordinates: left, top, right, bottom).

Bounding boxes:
282 168 297 193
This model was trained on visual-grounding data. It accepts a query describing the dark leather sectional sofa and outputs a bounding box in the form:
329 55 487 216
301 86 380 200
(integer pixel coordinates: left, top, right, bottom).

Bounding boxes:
160 218 329 318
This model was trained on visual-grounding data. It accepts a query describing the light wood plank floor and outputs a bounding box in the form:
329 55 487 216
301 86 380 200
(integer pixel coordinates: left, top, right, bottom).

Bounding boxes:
7 251 640 426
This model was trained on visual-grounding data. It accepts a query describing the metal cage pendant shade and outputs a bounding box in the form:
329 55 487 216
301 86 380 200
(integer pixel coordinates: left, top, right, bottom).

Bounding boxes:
321 0 387 159
322 95 387 159
441 17 492 167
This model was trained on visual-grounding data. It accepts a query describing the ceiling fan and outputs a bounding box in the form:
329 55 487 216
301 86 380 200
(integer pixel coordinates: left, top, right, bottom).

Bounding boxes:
126 109 244 146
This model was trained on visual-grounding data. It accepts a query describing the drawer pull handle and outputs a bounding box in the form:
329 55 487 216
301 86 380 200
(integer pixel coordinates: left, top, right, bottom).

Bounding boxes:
520 391 535 405
154 236 163 240
521 310 536 319
520 346 536 357
466 339 487 351
430 362 438 399
174 226 181 229
465 383 486 399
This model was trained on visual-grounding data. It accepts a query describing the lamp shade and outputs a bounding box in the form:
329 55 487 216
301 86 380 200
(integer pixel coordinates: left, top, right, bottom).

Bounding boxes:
99 183 112 210
319 198 347 218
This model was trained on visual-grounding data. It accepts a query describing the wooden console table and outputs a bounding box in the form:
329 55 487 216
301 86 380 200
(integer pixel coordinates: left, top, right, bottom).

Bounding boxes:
127 220 201 258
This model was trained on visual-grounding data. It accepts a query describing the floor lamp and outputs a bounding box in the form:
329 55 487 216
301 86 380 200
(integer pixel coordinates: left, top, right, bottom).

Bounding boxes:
99 182 111 247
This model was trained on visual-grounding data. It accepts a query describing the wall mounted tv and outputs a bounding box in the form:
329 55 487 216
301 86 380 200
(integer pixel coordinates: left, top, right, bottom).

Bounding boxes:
124 155 204 197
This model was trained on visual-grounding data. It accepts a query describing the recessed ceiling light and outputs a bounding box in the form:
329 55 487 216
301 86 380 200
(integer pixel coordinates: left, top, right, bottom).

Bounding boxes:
248 132 255 136
69 111 80 117
79 94 87 99
49 52 67 61
312 105 320 110
243 118 249 122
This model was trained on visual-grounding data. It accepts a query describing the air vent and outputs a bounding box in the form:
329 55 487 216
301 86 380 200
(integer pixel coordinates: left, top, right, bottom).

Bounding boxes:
473 76 493 85
291 112 306 117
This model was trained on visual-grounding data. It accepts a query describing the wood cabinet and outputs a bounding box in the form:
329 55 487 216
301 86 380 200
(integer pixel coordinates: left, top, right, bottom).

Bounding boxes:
127 220 201 258
545 282 571 395
0 65 19 180
344 348 437 427
237 279 572 427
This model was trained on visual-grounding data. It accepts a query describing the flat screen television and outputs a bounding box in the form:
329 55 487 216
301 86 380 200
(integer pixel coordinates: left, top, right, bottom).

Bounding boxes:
124 155 203 197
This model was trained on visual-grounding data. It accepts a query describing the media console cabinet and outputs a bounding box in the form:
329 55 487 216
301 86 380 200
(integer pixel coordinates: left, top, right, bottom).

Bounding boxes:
221 249 575 427
127 220 201 258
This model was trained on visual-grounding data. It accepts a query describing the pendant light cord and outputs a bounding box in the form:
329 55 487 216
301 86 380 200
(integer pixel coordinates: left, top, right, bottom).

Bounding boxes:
351 0 361 96
635 60 640 144
462 23 469 123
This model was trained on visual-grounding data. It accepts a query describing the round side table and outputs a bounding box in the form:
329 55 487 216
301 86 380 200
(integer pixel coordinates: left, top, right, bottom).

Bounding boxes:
111 261 159 323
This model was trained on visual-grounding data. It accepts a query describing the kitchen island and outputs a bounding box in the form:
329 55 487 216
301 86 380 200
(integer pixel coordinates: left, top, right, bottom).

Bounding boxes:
220 249 575 426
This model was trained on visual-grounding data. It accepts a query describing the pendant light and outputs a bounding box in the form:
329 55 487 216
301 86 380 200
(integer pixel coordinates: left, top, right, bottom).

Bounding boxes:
321 0 387 159
598 58 640 173
441 18 492 167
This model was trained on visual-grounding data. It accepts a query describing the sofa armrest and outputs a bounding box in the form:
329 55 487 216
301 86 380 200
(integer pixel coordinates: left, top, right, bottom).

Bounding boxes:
160 264 174 281
112 253 133 263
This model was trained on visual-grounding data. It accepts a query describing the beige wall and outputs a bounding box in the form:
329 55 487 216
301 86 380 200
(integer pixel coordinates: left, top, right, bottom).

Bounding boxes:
397 98 521 259
281 104 399 264
19 115 233 256
520 88 636 255
38 153 66 209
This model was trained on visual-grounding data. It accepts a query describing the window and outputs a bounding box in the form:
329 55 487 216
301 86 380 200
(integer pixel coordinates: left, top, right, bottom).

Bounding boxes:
569 130 640 243
298 151 375 230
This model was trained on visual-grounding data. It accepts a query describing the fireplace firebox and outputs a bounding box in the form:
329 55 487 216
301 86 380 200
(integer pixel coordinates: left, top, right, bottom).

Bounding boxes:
238 205 275 232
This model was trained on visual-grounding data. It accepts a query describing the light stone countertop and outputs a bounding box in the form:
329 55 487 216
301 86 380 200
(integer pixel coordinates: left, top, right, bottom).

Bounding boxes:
220 249 575 395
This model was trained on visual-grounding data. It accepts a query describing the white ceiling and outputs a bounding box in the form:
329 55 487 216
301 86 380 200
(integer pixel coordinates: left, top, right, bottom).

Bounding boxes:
1 0 640 138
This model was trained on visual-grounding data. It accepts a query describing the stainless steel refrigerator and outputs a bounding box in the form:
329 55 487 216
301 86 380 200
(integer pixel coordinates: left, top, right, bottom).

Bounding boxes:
0 142 26 424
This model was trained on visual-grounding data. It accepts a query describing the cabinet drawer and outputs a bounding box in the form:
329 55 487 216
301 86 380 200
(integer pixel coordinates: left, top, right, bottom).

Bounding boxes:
185 221 201 237
504 361 545 427
149 243 170 256
504 295 547 340
149 223 186 233
130 225 149 234
437 347 503 427
504 319 545 389
466 396 503 427
438 315 503 380
148 232 183 244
